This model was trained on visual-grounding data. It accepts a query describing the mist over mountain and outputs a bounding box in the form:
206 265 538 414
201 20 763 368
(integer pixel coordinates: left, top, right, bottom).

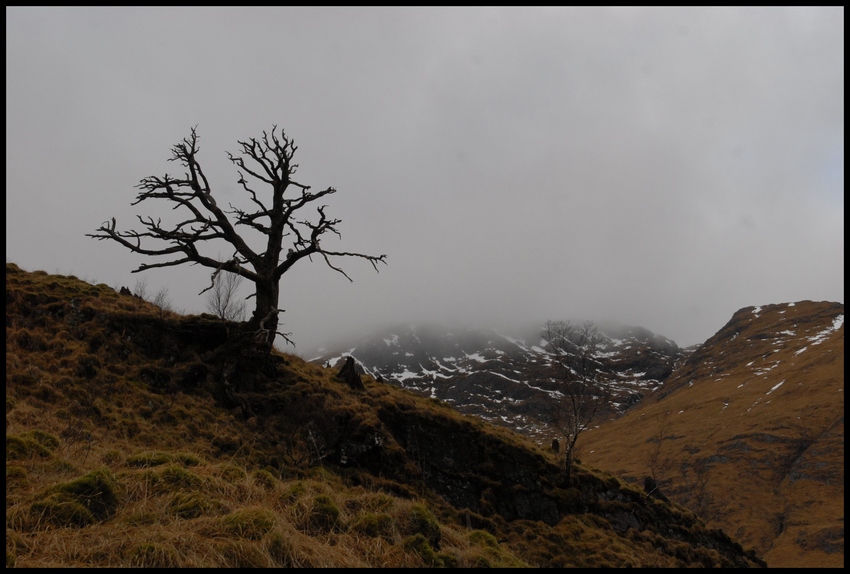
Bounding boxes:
309 320 688 436
6 262 769 567
310 301 844 568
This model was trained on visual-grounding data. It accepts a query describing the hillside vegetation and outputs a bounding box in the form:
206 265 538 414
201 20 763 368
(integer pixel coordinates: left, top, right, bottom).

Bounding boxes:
580 301 844 568
6 263 765 567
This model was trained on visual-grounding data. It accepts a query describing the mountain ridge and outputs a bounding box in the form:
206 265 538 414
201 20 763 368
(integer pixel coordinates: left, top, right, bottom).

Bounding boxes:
307 301 844 567
579 300 844 567
309 320 689 436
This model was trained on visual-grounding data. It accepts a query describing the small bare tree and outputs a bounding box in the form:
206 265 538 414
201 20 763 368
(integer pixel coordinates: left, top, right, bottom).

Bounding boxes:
542 319 609 486
88 125 386 352
131 277 149 310
151 287 173 319
206 270 247 322
677 458 727 524
647 410 671 483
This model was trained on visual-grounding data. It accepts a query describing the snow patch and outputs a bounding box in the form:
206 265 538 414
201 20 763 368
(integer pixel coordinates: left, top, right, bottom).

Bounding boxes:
766 380 785 395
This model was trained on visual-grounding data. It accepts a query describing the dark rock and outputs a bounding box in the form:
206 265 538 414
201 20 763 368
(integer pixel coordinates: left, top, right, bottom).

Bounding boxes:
644 476 670 502
338 356 365 391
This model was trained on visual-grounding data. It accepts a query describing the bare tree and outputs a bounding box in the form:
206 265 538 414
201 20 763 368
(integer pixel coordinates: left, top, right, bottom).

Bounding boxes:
151 287 173 319
88 126 386 351
646 410 671 483
676 458 727 524
133 277 149 299
206 270 247 322
541 319 610 486
127 277 149 310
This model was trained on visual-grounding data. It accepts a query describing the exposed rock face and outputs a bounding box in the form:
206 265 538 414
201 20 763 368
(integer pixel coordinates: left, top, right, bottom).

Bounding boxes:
312 322 688 437
323 386 765 567
337 356 365 391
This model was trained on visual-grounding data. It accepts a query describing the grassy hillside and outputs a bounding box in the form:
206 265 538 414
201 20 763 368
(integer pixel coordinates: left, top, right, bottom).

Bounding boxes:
579 301 844 568
6 263 765 567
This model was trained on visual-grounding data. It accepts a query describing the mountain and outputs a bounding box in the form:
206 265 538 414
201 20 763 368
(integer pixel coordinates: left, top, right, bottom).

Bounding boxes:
6 263 764 567
312 303 844 568
309 321 689 436
578 301 845 568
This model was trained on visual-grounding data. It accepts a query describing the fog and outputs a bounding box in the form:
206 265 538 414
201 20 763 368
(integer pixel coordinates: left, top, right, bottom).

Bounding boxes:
6 7 844 357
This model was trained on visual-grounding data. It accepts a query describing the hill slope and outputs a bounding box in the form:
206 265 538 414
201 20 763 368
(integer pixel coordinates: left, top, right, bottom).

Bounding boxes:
5 263 764 567
310 321 689 436
579 301 844 568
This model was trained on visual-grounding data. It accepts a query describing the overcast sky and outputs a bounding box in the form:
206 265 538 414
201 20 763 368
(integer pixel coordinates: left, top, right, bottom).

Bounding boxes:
6 7 844 356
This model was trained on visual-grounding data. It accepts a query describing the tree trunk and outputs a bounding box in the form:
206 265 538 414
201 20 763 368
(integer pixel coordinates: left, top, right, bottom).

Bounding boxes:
249 277 280 348
563 436 579 487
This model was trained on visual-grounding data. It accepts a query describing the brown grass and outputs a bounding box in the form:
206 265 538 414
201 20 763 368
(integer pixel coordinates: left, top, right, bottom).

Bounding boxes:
580 301 844 568
6 262 766 568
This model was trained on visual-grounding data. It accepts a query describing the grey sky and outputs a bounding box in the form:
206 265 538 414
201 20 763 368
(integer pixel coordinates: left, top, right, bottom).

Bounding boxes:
6 7 844 356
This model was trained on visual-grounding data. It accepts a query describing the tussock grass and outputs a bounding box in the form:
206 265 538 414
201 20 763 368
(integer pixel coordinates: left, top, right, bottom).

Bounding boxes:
6 262 765 567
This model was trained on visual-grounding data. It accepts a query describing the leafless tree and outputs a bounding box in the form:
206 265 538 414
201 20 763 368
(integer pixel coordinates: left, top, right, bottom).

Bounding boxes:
127 277 149 310
206 270 247 322
647 410 671 483
88 126 386 351
542 319 610 486
676 458 727 524
151 287 173 319
133 277 149 300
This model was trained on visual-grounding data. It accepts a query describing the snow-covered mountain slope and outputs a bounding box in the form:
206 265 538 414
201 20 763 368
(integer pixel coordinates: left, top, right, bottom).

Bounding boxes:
310 321 689 436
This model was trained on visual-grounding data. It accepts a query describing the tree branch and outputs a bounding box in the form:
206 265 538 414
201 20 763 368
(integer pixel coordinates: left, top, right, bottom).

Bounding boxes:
89 124 387 352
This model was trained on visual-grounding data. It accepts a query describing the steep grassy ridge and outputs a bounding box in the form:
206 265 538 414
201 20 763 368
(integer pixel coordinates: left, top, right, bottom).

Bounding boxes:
580 301 844 567
6 263 764 567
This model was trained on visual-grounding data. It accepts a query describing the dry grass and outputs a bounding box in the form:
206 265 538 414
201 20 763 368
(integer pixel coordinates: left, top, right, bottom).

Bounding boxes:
6 262 766 568
580 301 844 568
